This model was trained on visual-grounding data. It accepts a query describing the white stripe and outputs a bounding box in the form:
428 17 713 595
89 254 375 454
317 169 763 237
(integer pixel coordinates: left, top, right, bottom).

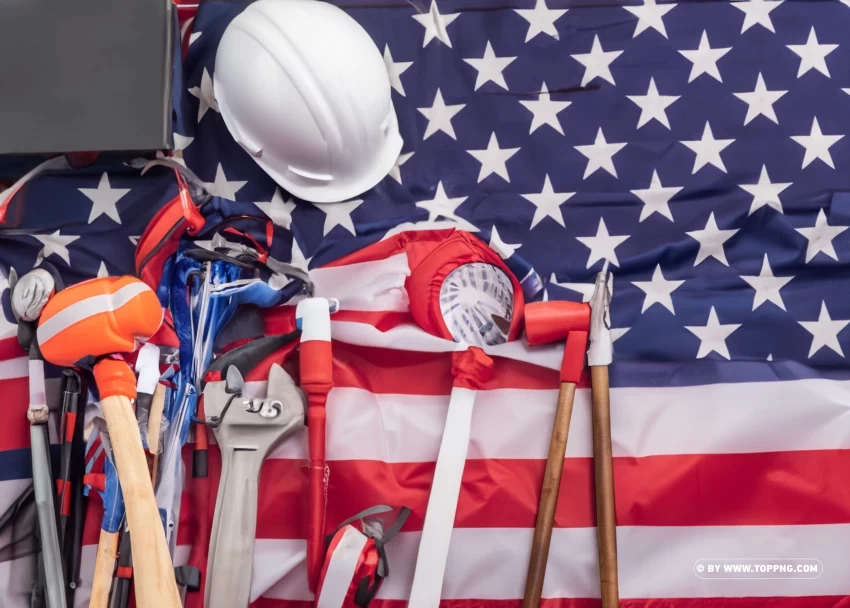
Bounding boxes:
257 525 850 601
37 281 152 346
312 254 411 312
0 357 27 380
315 527 369 608
258 377 850 463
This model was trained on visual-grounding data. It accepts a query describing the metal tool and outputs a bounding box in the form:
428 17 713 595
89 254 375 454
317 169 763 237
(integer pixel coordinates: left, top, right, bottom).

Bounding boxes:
203 363 305 608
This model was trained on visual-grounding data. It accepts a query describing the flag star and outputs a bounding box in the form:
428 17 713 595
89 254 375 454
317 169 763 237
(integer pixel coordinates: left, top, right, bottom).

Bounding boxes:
631 170 682 222
685 307 741 359
522 175 575 228
173 133 195 153
739 165 791 215
571 35 623 87
680 122 734 174
549 273 594 302
189 31 202 46
520 83 571 135
384 45 413 96
78 173 131 224
624 0 676 39
687 212 739 266
33 231 79 266
575 128 627 179
255 188 296 230
413 1 458 48
787 27 837 78
627 77 679 129
515 0 567 42
489 225 521 259
467 133 520 182
187 68 219 122
679 31 731 83
612 327 630 343
128 236 140 247
203 164 247 200
464 41 517 91
632 265 685 314
791 118 843 169
576 218 630 268
733 73 787 125
740 254 793 311
315 199 364 236
389 152 414 184
795 208 848 262
418 89 466 140
800 301 850 357
416 182 478 232
97 261 110 278
291 235 311 270
731 0 782 33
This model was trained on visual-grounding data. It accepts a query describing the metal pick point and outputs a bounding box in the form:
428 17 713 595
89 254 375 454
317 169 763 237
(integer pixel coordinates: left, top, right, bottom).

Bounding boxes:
587 261 613 367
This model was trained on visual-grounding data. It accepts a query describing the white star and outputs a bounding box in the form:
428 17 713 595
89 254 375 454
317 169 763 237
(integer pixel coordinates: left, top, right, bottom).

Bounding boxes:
624 0 676 38
315 199 364 236
291 235 311 270
384 45 413 96
795 208 848 262
33 231 79 266
97 261 110 278
521 175 575 228
740 254 793 311
576 218 629 268
187 68 219 122
520 83 571 135
612 327 631 343
413 1 458 48
631 170 682 222
128 236 140 247
571 35 623 87
787 27 837 78
739 165 791 215
464 41 517 91
627 77 679 129
467 133 520 182
800 301 850 357
549 273 594 302
685 307 741 359
733 73 787 125
575 128 627 179
255 188 296 230
415 182 478 232
679 31 731 83
633 265 685 314
731 0 782 33
203 164 247 200
173 133 195 153
418 89 466 140
489 226 521 259
686 212 739 266
189 31 202 46
791 118 843 169
680 122 734 174
389 152 414 184
78 173 130 224
515 0 567 42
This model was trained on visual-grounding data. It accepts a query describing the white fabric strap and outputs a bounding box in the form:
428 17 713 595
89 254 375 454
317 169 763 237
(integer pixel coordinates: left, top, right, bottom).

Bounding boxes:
408 385 477 608
316 526 369 608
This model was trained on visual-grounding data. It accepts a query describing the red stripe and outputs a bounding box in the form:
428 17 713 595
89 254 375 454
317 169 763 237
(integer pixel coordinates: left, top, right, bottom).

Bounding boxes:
246 450 850 539
0 377 32 450
0 337 24 361
251 598 850 608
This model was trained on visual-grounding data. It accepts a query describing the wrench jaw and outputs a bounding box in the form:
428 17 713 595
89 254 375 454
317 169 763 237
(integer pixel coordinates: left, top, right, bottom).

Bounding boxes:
203 364 305 608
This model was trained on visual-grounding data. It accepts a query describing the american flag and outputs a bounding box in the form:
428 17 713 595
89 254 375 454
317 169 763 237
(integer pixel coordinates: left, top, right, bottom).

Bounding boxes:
2 0 850 605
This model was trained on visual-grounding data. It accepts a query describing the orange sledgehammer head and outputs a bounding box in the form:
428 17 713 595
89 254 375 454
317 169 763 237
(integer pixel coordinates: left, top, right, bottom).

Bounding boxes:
37 276 163 368
524 300 590 383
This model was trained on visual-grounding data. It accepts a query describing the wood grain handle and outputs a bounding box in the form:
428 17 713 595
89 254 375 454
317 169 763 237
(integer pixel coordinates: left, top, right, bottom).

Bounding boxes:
147 383 167 487
90 530 119 608
591 365 619 608
522 382 577 608
100 395 181 608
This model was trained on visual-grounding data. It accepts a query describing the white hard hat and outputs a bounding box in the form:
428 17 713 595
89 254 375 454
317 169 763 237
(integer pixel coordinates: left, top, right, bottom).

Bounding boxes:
214 0 403 204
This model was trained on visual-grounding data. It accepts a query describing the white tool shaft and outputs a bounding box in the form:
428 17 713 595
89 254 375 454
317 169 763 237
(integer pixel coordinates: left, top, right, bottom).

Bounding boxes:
408 385 477 608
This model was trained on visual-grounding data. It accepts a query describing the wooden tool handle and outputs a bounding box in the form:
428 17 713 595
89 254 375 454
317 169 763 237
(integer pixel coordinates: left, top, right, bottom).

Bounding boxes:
90 530 119 608
147 383 167 487
591 365 619 608
523 381 577 608
100 395 181 608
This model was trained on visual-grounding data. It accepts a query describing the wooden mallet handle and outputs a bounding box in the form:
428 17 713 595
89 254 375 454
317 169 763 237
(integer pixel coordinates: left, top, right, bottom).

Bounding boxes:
90 530 119 608
95 360 181 608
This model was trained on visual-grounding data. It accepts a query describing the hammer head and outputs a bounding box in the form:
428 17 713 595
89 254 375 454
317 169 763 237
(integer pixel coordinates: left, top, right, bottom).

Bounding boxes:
37 276 162 367
524 300 590 346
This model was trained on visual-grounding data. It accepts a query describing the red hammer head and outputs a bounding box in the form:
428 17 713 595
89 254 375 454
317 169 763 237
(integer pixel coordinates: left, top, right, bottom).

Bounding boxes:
524 301 590 384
